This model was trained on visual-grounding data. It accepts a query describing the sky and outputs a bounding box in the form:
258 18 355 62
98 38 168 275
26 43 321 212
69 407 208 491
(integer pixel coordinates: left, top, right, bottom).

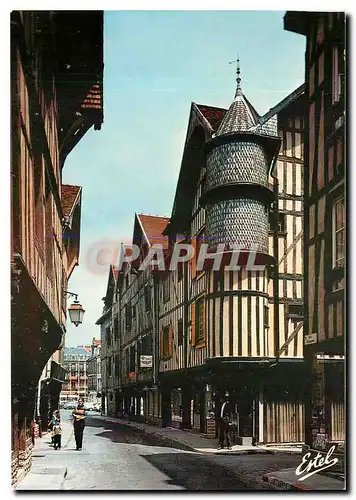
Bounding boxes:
62 10 306 347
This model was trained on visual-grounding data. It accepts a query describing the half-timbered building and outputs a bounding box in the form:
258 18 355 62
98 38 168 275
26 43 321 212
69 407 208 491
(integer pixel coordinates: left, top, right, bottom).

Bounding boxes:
100 74 307 444
156 75 306 444
99 214 170 424
11 10 103 484
284 11 345 462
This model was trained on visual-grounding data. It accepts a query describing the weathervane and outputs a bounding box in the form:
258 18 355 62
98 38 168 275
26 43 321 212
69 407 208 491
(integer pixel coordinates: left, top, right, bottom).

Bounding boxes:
229 56 241 95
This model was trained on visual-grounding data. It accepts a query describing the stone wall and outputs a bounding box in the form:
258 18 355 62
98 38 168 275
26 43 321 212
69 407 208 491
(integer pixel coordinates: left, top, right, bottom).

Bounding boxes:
16 438 33 485
11 450 18 487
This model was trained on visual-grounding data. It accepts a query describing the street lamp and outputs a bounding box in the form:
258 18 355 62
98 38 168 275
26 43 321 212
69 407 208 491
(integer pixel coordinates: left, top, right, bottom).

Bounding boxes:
66 291 85 327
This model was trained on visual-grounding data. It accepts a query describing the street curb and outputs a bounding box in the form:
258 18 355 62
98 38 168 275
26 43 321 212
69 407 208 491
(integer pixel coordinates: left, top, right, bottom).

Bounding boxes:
262 474 311 491
96 415 290 457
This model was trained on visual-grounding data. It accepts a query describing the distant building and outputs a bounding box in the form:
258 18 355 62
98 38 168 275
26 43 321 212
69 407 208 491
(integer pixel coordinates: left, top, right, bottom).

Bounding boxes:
96 266 119 416
87 338 102 403
62 346 92 402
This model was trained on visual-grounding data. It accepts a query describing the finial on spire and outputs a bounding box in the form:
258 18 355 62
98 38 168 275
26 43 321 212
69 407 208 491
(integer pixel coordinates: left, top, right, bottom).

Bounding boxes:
229 55 242 97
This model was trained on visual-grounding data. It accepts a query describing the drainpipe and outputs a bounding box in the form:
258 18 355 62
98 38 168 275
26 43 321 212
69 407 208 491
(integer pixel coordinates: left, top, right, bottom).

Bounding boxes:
271 169 280 361
152 274 158 387
183 259 188 371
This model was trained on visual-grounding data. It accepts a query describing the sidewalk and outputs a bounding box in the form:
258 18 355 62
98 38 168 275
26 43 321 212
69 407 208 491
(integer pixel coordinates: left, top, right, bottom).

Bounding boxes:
95 414 301 455
16 416 74 490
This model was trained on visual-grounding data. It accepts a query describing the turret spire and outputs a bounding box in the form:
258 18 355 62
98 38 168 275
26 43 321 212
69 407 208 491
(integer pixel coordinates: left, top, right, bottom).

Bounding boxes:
229 56 242 97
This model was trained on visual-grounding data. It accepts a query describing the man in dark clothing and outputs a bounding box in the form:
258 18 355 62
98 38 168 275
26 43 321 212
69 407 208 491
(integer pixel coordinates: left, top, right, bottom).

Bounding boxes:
218 396 232 450
72 399 86 451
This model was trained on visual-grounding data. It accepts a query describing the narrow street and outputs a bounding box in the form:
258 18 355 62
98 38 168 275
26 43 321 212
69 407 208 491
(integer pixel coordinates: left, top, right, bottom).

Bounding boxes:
21 410 300 490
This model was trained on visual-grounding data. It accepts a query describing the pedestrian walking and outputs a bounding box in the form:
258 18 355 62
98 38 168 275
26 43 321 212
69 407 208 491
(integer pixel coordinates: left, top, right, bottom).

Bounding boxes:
72 398 86 451
217 395 232 450
49 409 59 446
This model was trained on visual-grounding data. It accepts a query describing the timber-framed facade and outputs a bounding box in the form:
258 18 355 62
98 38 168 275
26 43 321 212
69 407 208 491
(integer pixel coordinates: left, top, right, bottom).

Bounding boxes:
285 11 346 463
11 10 104 485
100 77 308 445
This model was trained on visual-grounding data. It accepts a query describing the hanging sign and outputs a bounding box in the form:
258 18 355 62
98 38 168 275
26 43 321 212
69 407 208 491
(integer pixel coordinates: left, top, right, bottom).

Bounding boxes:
140 355 153 368
304 333 317 345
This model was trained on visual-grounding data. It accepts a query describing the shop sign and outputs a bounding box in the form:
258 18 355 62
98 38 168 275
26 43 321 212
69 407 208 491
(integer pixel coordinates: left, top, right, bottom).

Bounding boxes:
140 355 153 368
305 332 317 345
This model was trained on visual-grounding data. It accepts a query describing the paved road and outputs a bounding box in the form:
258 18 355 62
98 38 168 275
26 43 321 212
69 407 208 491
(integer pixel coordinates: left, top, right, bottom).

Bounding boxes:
34 410 252 490
29 410 300 490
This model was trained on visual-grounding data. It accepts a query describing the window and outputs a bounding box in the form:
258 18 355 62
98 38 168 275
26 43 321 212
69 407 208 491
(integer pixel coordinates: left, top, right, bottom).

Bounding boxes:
125 305 132 331
107 357 112 377
141 332 152 356
106 326 112 347
333 198 345 268
161 326 171 359
193 297 206 346
125 274 129 289
178 319 183 346
34 158 43 244
178 262 183 281
213 271 224 291
129 346 136 373
113 317 119 340
277 214 286 233
332 45 343 104
269 213 286 233
163 274 170 302
288 304 303 320
264 305 269 329
144 285 151 312
115 354 119 378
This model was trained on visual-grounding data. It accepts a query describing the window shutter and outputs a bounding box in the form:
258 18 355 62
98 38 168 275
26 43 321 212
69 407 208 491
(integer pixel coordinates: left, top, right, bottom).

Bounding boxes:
160 330 163 358
191 238 197 278
168 325 173 357
191 302 196 346
202 299 206 342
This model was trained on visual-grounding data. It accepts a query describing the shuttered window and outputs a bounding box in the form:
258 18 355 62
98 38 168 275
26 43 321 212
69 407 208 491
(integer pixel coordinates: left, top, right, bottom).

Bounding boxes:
191 302 196 345
196 297 206 345
168 325 173 357
163 274 170 302
178 319 183 346
161 326 171 359
333 198 345 268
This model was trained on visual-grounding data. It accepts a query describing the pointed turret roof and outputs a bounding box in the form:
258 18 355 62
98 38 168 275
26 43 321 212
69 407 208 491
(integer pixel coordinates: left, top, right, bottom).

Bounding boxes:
215 58 260 136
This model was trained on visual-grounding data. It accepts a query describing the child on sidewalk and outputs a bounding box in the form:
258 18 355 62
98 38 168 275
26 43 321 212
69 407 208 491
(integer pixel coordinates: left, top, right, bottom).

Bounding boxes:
51 410 62 450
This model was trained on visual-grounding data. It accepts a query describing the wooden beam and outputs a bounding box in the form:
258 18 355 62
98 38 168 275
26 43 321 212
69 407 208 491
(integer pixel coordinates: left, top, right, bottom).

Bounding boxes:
277 320 303 357
278 231 302 266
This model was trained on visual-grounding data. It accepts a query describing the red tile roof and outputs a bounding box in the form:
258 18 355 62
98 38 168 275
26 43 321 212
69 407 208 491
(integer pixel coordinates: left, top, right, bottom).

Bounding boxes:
137 214 170 248
196 104 227 131
61 185 81 217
